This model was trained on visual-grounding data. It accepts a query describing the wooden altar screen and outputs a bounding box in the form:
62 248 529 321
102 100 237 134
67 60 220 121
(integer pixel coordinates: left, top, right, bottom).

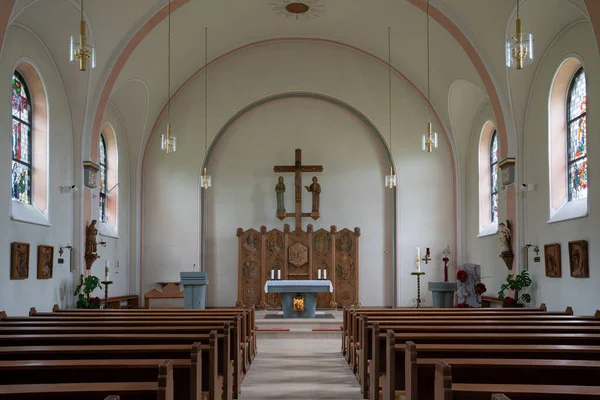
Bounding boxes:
236 224 360 309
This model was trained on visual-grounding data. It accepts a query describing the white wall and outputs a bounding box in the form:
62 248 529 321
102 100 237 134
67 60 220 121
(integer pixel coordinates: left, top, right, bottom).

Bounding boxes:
0 25 74 316
142 41 455 307
522 22 600 315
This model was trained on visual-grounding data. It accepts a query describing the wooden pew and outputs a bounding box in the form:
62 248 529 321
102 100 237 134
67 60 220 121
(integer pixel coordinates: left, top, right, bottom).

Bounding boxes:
0 331 233 400
368 326 600 400
434 361 600 400
0 342 212 400
0 359 173 400
403 340 600 400
357 315 600 398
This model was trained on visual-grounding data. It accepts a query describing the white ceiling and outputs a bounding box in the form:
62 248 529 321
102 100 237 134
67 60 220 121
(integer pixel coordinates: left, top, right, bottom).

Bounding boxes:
8 0 595 169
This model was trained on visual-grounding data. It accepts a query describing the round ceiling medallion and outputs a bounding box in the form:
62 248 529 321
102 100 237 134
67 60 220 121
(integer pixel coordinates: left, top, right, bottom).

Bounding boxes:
270 0 325 20
285 2 310 14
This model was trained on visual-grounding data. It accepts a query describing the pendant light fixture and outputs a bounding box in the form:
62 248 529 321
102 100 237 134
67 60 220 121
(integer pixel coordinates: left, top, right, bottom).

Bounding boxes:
161 0 177 154
385 26 397 189
69 0 96 71
505 0 534 70
200 26 212 190
421 0 438 153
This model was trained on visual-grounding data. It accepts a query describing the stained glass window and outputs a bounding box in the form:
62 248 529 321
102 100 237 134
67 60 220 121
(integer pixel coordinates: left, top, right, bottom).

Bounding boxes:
567 68 587 201
11 72 32 204
99 134 107 222
490 130 499 223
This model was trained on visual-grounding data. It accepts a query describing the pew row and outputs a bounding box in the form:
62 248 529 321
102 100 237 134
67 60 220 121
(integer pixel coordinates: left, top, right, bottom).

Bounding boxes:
434 361 600 400
0 341 216 400
0 359 173 400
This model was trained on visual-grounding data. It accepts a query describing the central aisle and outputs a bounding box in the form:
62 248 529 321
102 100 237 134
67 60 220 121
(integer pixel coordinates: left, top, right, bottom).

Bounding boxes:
238 338 363 400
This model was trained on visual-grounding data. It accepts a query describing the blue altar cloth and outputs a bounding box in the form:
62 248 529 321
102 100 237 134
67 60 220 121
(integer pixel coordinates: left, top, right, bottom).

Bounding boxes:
264 280 333 318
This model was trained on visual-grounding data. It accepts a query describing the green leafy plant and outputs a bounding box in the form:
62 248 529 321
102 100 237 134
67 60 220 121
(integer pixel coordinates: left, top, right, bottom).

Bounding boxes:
74 274 103 309
497 269 532 305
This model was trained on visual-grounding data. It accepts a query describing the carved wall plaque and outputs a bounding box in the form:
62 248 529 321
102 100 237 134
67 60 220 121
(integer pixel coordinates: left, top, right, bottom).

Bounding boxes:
289 242 308 267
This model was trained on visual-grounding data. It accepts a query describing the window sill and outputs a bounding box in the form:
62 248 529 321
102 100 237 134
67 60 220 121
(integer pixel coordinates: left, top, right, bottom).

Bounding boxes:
548 198 588 224
10 199 51 227
478 221 498 238
98 222 119 239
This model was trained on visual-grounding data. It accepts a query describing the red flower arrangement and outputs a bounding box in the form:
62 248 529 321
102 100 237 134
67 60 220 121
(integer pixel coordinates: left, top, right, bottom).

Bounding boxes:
456 302 471 308
503 296 516 305
475 283 487 295
456 270 468 282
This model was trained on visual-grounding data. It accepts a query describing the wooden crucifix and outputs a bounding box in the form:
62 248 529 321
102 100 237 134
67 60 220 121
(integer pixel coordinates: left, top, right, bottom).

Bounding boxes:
274 149 323 231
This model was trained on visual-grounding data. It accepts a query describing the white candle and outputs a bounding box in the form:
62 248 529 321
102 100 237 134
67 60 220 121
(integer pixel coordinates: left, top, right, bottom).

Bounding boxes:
318 269 322 280
271 269 274 280
324 269 327 280
416 247 421 272
277 270 281 280
105 260 109 268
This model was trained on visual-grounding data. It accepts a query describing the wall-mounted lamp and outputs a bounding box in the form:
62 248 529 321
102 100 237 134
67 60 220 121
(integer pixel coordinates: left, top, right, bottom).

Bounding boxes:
59 185 78 194
98 239 107 247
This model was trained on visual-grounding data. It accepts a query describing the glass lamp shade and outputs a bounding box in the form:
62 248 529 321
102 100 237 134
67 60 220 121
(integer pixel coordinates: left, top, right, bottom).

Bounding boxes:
201 168 212 189
421 123 438 153
69 19 96 71
161 124 177 154
505 19 534 70
385 172 397 188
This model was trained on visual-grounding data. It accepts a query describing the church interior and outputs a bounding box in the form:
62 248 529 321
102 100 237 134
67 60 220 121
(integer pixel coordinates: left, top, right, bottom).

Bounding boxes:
1 0 600 399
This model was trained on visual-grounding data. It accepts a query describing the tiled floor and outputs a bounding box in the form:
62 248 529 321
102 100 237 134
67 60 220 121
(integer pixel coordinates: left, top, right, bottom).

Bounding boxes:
238 338 362 400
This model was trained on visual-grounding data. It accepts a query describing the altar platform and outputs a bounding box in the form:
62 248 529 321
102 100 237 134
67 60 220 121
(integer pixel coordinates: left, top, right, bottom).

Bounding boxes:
254 309 342 339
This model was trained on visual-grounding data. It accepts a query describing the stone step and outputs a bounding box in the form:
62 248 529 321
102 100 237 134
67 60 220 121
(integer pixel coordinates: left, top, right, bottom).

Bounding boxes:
256 328 342 339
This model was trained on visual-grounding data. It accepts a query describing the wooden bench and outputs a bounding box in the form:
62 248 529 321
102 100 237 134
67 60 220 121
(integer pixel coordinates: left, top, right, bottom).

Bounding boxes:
403 340 600 400
368 328 600 400
102 295 140 309
0 359 173 400
0 331 234 400
0 342 214 400
434 361 600 400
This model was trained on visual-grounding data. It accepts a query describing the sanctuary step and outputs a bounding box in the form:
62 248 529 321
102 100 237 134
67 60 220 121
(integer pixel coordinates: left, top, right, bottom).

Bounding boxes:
254 310 342 339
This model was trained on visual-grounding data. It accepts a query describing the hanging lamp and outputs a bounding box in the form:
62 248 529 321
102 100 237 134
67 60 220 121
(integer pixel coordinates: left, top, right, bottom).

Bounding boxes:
421 0 438 153
69 0 96 71
161 0 177 154
200 26 212 190
384 27 397 189
506 0 534 70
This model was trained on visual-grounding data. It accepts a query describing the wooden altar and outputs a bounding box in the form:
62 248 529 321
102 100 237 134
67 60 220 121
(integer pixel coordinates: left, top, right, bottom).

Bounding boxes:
236 224 360 309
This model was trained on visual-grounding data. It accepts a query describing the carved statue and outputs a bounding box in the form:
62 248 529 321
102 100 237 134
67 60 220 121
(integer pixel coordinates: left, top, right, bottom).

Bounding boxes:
305 176 321 212
275 176 286 211
498 220 512 254
86 220 98 255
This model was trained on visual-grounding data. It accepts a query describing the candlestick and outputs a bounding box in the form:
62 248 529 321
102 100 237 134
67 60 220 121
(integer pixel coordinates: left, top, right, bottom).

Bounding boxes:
324 269 327 280
271 269 275 280
318 269 322 280
277 269 281 280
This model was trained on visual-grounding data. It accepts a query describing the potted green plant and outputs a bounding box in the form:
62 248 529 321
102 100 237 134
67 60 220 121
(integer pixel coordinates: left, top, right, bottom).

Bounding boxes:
497 269 532 307
74 274 103 309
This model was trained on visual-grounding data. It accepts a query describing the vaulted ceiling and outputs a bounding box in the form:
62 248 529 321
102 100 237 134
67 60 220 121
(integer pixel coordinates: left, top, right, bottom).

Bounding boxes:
5 0 597 169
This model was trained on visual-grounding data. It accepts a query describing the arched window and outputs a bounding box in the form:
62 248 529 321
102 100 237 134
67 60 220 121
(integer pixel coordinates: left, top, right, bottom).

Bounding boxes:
490 131 499 222
11 72 32 204
567 68 587 201
478 121 498 235
99 134 107 223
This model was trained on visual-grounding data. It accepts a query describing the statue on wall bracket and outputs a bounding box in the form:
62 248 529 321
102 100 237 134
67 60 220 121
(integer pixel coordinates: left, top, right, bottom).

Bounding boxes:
498 220 514 269
305 176 321 216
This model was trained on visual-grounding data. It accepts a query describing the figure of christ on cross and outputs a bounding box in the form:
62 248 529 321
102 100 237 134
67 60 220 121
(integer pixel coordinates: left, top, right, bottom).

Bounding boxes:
274 149 323 231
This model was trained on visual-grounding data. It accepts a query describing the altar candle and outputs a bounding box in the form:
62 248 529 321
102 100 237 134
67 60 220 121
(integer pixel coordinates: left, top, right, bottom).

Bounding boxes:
271 269 275 280
105 261 110 281
318 269 322 280
324 269 327 280
416 247 421 271
277 270 281 280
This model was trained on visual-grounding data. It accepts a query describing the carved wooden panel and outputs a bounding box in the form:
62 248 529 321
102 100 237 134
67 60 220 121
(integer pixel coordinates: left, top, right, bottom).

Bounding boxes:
238 228 262 307
335 228 360 307
265 229 284 308
313 229 332 308
287 229 309 280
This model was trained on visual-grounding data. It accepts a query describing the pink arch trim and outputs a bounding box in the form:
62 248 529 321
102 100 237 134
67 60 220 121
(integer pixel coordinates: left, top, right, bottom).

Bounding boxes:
407 0 508 158
0 1 15 52
90 0 190 161
585 0 600 55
